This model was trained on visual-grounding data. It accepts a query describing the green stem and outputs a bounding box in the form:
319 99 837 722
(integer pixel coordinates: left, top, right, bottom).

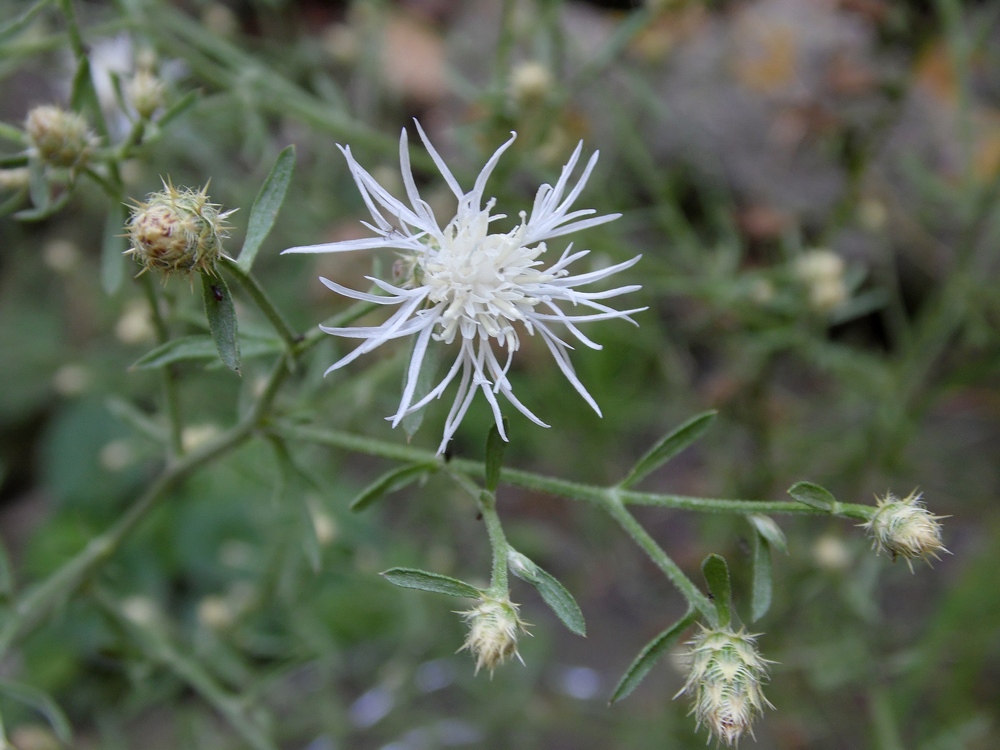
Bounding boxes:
139 274 184 459
220 255 301 351
446 469 509 594
602 493 716 622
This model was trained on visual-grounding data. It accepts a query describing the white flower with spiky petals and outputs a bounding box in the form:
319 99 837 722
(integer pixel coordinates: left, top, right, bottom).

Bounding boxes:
283 122 644 452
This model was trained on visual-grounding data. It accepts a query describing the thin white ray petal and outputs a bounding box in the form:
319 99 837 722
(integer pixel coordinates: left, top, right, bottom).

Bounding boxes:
392 322 437 426
413 119 464 200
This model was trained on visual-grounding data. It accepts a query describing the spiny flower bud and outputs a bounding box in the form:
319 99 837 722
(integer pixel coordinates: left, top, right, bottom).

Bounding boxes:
127 69 166 120
25 105 96 168
458 595 529 676
863 490 948 568
125 181 233 277
677 625 773 747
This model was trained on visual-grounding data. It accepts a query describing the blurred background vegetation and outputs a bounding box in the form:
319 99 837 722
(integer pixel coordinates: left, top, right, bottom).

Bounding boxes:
1 0 999 748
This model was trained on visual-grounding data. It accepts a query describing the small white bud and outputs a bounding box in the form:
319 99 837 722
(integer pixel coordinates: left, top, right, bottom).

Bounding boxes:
181 423 219 453
676 625 773 747
115 298 156 344
121 595 157 626
100 439 133 471
127 69 166 120
863 490 948 568
509 61 554 105
52 364 89 396
794 249 847 313
458 595 529 676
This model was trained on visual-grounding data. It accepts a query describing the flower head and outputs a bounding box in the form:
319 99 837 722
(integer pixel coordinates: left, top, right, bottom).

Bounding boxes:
25 105 97 169
458 595 529 675
677 625 773 747
863 490 948 568
125 181 233 277
284 122 643 451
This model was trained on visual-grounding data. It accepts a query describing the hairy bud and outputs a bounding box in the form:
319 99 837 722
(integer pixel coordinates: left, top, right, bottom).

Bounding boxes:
863 490 948 568
458 595 529 676
677 625 773 747
128 70 166 120
25 105 96 168
125 181 233 277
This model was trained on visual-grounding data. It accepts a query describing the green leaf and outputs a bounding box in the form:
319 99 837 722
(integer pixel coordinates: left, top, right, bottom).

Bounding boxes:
101 202 125 294
747 514 787 554
788 481 836 511
609 608 697 704
349 462 434 512
508 550 585 636
68 57 109 138
105 396 167 443
0 679 72 742
27 155 48 210
14 190 71 222
380 568 481 599
156 89 199 129
401 337 443 440
201 273 241 373
0 530 13 598
130 335 280 370
750 533 773 623
484 419 508 493
0 186 26 217
702 554 732 627
0 122 27 144
619 410 717 489
237 145 296 272
0 0 54 43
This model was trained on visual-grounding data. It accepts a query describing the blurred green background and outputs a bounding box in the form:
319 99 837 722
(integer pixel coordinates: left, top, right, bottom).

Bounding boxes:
1 0 999 748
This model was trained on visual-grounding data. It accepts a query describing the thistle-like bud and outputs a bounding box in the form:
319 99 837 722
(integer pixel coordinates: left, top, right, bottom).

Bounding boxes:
863 490 948 567
458 595 529 676
794 248 847 313
677 625 773 747
125 181 233 277
128 69 166 120
509 61 554 106
25 105 96 168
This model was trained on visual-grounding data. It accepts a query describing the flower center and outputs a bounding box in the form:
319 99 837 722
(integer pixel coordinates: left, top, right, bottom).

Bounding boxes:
418 209 555 345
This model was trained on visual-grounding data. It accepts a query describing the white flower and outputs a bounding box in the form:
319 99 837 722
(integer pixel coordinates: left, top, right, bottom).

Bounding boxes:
284 122 643 451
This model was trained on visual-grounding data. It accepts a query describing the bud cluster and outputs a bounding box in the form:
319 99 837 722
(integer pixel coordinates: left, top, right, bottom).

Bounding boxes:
125 181 233 277
677 625 773 747
794 248 847 313
25 105 97 169
458 595 529 676
863 490 947 567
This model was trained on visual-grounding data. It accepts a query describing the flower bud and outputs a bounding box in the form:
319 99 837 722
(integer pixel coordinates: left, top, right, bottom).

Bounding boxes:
25 105 96 168
677 625 773 747
794 248 847 313
128 69 166 120
125 181 233 277
509 61 554 106
458 595 529 676
863 490 947 567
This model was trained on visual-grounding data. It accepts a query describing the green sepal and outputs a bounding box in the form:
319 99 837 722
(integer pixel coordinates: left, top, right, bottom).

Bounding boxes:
609 608 698 704
750 532 773 623
619 410 717 489
348 462 435 512
237 145 295 272
485 419 508 493
101 201 125 294
0 678 72 743
380 568 481 599
788 481 836 511
701 554 732 627
508 550 585 636
201 273 241 373
130 334 281 370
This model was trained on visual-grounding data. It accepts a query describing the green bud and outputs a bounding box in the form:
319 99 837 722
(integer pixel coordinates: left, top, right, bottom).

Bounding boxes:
25 105 96 168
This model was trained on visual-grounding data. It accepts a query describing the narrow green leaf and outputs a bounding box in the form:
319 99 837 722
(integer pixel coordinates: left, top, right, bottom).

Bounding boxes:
27 155 48 209
750 533 773 623
0 0 54 42
401 337 442 439
101 202 125 294
788 481 836 511
0 186 26 217
508 550 585 636
381 568 481 599
15 190 70 221
0 122 27 144
747 514 787 554
201 273 241 373
484 420 508 493
349 462 433 512
619 410 717 489
0 679 72 742
237 145 295 272
0 531 13 598
157 89 199 129
702 554 732 627
609 608 697 704
130 335 280 370
69 57 109 138
105 397 167 443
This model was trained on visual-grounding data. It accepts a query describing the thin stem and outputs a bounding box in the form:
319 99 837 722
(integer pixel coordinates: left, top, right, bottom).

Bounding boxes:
447 469 509 594
139 274 184 459
602 493 716 623
219 255 301 350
